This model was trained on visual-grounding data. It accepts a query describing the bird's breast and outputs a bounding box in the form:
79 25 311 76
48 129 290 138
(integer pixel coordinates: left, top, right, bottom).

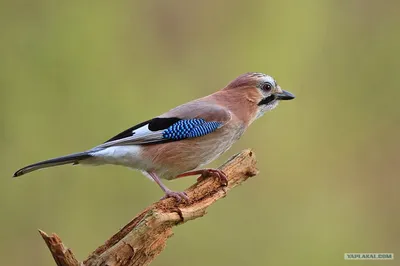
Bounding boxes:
142 122 246 179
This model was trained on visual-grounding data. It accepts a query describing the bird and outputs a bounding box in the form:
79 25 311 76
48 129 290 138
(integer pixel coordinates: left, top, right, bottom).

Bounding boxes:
13 72 295 202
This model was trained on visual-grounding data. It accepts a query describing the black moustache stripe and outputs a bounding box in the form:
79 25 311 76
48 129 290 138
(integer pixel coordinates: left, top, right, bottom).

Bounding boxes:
258 95 276 106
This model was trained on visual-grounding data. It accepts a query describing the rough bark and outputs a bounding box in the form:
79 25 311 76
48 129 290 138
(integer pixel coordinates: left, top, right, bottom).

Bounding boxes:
39 149 258 266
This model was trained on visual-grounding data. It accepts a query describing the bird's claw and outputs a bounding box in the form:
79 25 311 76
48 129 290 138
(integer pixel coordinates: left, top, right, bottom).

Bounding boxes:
197 169 228 186
161 190 189 203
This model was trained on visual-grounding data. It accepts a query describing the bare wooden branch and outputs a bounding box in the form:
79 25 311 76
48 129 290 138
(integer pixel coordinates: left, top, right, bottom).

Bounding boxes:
40 149 258 266
39 230 79 266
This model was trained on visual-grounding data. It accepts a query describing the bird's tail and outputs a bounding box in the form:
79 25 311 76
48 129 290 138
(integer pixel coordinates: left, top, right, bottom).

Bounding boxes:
13 152 92 177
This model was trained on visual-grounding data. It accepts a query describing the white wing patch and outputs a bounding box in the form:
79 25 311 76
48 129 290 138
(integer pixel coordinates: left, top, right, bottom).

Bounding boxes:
132 124 154 138
93 124 164 149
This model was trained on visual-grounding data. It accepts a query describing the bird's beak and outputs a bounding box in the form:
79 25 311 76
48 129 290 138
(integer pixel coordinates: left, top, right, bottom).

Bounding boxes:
275 90 295 100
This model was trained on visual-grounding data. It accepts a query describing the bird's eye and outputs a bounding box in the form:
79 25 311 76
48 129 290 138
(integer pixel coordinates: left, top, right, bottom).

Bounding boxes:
262 82 273 91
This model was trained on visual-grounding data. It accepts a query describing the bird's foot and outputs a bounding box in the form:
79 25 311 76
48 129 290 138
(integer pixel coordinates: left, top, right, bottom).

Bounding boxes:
161 190 189 203
176 168 228 186
197 168 228 186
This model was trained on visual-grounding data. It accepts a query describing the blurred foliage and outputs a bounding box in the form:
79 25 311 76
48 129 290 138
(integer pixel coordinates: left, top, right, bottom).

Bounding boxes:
1 0 399 265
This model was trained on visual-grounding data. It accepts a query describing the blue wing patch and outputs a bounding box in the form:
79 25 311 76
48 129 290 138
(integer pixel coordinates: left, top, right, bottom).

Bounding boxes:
162 119 222 140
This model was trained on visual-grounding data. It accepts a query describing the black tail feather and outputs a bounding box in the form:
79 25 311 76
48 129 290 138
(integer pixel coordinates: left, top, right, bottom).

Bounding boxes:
13 152 92 177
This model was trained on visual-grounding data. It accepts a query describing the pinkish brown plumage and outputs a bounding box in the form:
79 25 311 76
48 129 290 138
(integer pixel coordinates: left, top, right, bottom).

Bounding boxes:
13 72 295 202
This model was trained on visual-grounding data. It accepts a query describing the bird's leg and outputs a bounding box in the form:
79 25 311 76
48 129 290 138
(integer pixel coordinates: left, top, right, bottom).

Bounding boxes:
147 171 189 202
176 168 228 186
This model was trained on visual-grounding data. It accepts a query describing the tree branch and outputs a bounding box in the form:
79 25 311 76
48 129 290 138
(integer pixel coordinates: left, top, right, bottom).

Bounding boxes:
39 149 259 266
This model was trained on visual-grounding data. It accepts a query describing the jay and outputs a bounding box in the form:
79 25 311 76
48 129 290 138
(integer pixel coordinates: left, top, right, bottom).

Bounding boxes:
13 72 295 201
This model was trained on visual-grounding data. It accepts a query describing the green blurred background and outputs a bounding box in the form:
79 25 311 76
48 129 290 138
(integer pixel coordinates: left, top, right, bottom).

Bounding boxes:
1 0 399 265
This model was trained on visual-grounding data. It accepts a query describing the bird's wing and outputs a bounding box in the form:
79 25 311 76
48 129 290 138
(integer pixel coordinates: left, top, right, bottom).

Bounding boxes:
92 101 232 149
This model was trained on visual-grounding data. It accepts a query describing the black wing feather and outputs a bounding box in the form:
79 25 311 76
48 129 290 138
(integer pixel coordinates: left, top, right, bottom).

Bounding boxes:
104 117 181 143
104 119 151 143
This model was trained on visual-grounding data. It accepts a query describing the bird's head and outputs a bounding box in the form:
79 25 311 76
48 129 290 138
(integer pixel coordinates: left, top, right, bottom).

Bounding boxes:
223 72 295 120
